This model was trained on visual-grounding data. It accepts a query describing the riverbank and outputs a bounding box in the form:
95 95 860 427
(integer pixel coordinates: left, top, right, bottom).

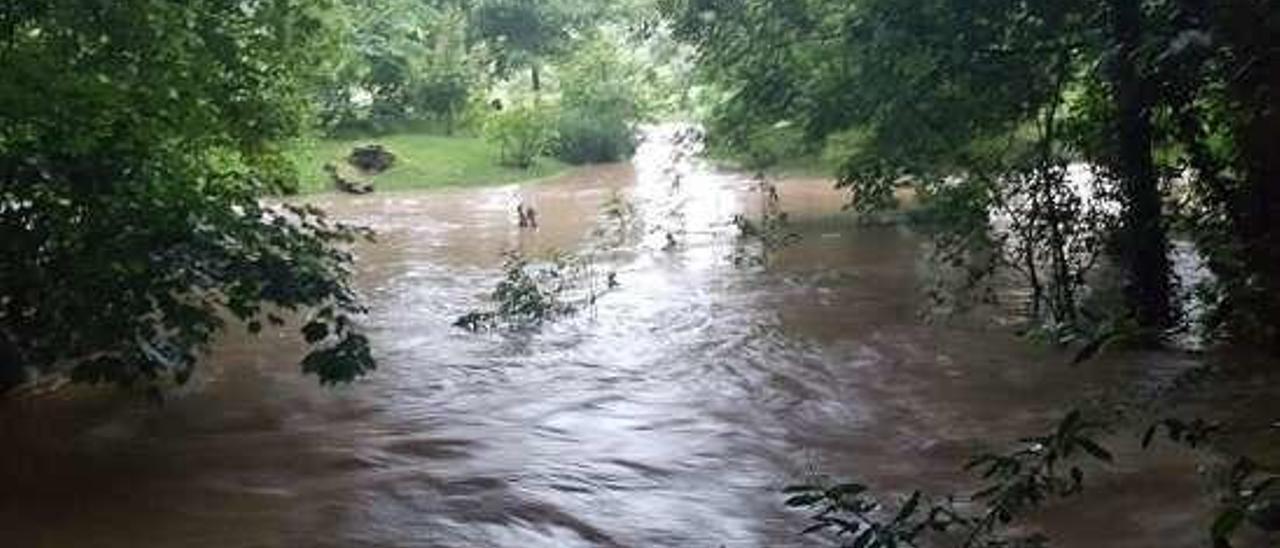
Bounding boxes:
287 132 568 194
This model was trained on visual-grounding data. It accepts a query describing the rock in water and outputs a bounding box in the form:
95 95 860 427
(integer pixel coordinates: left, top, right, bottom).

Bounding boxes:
325 162 375 194
348 144 396 174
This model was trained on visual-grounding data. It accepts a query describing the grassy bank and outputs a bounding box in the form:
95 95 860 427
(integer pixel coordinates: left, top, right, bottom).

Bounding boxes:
288 133 567 194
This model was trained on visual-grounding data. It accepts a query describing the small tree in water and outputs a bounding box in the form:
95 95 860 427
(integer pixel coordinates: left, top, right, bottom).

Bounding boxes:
731 172 801 268
455 251 616 331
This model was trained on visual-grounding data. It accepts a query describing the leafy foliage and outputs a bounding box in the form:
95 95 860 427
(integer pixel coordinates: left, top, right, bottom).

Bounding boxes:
455 254 567 330
789 389 1280 547
468 0 572 82
731 174 800 267
783 345 1269 546
552 34 643 164
0 0 374 389
660 0 1280 350
483 99 558 168
787 410 1112 547
318 0 480 134
455 251 616 331
312 0 673 170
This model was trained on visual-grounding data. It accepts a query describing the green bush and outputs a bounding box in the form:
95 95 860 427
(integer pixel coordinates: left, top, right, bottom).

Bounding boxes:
550 33 643 165
411 70 472 135
555 109 636 164
728 122 810 171
483 101 557 169
0 0 375 389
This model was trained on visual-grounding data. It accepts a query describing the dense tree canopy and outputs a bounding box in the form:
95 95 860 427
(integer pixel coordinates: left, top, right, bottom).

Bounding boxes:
0 0 676 392
660 3 1280 544
0 0 374 390
1 1 1277 545
317 0 479 133
662 0 1280 350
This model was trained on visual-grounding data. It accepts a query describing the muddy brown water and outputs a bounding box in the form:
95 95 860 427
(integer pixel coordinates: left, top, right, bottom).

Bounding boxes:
1 127 1273 547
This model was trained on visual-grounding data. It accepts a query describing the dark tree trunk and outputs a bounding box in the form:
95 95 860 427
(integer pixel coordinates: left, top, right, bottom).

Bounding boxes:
0 331 25 393
1109 0 1173 331
531 64 541 92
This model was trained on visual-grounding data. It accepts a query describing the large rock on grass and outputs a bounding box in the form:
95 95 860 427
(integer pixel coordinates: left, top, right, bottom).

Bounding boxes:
348 144 397 174
325 162 375 194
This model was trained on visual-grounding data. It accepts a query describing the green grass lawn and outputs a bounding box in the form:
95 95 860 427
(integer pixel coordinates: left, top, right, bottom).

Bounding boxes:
287 133 567 194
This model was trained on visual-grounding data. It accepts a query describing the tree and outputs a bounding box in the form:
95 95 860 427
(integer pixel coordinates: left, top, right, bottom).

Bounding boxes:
467 0 627 92
1106 0 1173 331
660 0 1280 349
0 0 374 391
415 3 476 135
658 3 1280 544
483 98 557 168
316 0 483 134
1178 0 1280 348
468 0 573 91
552 31 646 163
663 0 1118 333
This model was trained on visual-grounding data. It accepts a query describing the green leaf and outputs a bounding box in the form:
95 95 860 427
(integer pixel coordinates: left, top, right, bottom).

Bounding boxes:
851 529 874 548
1076 438 1113 462
894 491 922 524
1211 508 1244 541
971 484 1002 501
302 321 330 343
831 483 868 497
800 522 830 535
784 493 824 507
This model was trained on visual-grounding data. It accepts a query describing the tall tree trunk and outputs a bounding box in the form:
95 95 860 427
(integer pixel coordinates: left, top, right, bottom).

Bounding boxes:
1109 0 1173 331
0 330 24 393
531 64 541 92
1041 57 1077 327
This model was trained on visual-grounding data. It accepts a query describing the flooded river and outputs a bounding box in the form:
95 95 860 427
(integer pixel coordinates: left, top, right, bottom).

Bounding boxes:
1 128 1271 547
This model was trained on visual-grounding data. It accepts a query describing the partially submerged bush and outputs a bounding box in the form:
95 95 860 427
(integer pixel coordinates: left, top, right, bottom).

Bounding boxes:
455 252 616 331
731 175 801 267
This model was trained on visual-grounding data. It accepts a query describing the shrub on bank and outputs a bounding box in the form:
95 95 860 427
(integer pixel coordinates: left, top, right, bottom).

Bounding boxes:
554 109 636 165
483 102 558 169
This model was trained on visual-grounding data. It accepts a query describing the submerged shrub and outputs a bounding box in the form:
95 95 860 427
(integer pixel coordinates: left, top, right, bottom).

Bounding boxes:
455 252 616 331
731 175 801 267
